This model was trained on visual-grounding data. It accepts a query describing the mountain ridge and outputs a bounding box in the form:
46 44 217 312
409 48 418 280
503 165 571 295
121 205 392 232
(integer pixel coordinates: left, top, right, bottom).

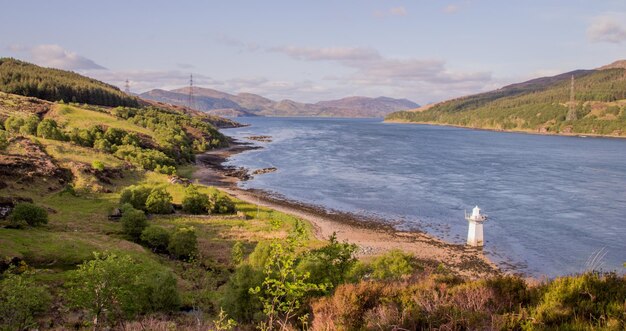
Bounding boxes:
140 87 419 118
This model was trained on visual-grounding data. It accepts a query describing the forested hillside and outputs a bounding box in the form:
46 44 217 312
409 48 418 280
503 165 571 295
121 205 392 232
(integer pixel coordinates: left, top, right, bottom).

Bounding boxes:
386 63 626 136
0 58 139 107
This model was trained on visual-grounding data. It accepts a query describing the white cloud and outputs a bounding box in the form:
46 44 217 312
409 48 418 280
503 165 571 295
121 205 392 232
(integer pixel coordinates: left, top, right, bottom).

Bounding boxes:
374 6 408 18
29 44 106 70
587 15 626 43
270 46 381 61
443 4 460 14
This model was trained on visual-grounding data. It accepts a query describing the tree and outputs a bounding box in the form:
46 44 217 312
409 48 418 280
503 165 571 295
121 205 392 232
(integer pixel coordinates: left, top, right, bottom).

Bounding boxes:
119 185 152 210
182 185 209 214
4 116 24 133
8 203 48 228
231 241 244 266
67 252 180 327
140 226 170 253
145 188 173 214
19 115 39 135
121 207 147 241
297 233 357 288
0 130 9 151
250 240 327 331
0 269 51 331
36 119 64 140
168 226 198 260
211 193 235 214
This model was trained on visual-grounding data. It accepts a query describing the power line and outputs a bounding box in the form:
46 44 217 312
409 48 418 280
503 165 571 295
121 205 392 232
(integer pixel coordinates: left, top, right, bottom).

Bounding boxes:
124 79 130 95
188 74 194 110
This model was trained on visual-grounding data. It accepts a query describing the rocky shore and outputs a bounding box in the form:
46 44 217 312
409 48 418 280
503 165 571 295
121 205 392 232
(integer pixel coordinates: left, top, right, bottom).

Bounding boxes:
194 140 501 279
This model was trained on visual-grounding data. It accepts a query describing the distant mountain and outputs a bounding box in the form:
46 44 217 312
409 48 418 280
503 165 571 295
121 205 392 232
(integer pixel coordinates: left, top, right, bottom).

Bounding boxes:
139 87 418 118
385 60 626 137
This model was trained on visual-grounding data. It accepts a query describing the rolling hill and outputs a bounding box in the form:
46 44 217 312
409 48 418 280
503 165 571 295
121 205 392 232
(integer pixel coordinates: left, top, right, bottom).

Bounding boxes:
385 60 626 137
140 87 419 118
0 58 139 107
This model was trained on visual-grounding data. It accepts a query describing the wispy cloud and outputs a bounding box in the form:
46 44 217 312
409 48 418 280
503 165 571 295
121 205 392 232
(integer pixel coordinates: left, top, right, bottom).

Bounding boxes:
215 33 261 52
270 46 381 61
443 4 460 14
13 44 107 70
272 44 493 103
587 15 626 43
374 6 408 18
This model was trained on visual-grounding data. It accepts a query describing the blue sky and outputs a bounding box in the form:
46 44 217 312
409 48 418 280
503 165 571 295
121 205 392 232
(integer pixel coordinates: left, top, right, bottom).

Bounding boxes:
1 0 625 104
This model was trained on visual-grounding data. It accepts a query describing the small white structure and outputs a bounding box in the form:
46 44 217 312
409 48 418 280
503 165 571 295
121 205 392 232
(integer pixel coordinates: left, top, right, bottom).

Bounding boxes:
465 206 487 247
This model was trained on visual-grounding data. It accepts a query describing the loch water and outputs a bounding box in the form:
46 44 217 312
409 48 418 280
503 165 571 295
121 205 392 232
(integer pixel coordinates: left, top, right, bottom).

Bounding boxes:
221 117 626 277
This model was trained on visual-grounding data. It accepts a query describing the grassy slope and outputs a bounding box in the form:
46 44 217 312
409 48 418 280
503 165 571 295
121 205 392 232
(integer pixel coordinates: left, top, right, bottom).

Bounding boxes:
386 68 626 136
0 100 319 313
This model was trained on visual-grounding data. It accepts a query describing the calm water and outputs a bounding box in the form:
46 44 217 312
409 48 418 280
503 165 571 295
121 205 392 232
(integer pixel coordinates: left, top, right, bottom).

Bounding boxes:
222 117 626 277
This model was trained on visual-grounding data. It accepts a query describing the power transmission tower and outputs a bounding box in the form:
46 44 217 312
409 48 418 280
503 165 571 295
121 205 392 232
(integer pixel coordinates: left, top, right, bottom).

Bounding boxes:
566 75 577 121
124 79 131 95
188 74 194 110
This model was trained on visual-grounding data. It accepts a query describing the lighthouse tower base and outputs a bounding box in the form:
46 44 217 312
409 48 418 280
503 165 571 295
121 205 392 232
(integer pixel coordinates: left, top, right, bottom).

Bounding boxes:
467 221 484 246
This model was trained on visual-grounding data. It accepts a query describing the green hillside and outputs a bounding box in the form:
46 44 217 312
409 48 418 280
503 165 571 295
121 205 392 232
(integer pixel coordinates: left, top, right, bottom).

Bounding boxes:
0 58 139 107
386 65 626 136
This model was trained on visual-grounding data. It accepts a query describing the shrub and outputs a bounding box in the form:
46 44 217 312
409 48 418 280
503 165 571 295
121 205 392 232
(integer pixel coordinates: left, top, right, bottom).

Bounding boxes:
8 203 48 227
370 250 416 280
145 188 173 214
114 144 174 171
20 115 40 135
4 115 24 133
140 226 170 253
91 160 105 171
119 185 152 210
182 185 209 214
211 193 235 214
154 164 176 175
0 270 51 331
0 130 9 151
36 119 65 140
168 227 197 260
67 252 180 327
297 233 358 288
103 127 127 146
121 207 148 240
231 241 244 266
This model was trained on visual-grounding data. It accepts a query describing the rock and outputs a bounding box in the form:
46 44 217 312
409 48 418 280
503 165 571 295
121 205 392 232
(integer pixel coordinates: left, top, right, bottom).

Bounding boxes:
252 167 278 175
245 135 273 143
168 175 191 186
108 208 122 221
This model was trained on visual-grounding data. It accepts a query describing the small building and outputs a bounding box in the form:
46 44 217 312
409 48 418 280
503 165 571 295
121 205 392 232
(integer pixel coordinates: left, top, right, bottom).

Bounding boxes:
465 206 487 247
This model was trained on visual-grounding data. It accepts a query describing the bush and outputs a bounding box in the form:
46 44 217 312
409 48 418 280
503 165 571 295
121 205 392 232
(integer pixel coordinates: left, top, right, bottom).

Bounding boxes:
121 207 148 240
168 227 197 260
119 185 152 210
211 193 235 214
93 138 111 152
0 130 9 151
91 160 105 171
8 203 48 227
182 185 209 214
140 226 170 253
67 252 180 327
4 115 24 133
145 188 173 214
349 249 416 281
20 115 40 135
0 270 51 331
36 119 65 140
114 144 174 171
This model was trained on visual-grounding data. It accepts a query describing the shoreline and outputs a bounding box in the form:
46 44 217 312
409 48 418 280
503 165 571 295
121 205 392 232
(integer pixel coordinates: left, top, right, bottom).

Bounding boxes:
384 119 626 139
193 140 501 279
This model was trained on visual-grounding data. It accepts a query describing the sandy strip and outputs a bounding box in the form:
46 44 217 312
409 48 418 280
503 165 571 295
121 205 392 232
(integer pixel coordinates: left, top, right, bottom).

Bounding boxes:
193 144 500 279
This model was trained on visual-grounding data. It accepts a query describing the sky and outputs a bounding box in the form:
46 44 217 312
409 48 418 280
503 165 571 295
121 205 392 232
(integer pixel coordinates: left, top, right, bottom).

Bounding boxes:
1 0 625 104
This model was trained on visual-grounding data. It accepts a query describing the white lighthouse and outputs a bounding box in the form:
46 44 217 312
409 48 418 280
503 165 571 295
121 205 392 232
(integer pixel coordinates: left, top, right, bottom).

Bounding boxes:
465 206 487 247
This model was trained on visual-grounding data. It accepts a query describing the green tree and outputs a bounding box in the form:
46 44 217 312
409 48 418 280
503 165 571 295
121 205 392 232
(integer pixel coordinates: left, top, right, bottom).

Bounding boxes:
67 252 179 327
250 240 327 331
8 203 48 228
211 193 235 214
4 116 24 133
121 207 148 241
0 130 9 151
140 226 170 253
145 188 173 214
119 185 152 210
19 115 39 135
182 185 210 214
231 241 244 266
297 233 357 288
36 119 65 140
0 269 51 331
168 226 197 260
